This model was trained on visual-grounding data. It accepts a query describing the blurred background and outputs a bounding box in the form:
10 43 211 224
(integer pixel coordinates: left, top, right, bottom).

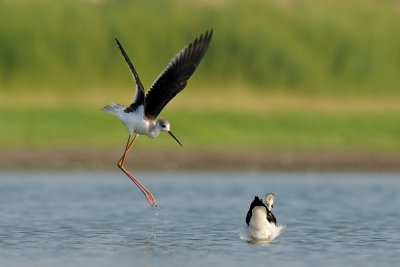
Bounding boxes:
1 0 399 170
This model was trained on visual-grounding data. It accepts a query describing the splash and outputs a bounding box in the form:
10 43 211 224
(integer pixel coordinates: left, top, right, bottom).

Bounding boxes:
148 205 168 240
239 223 285 244
152 204 160 216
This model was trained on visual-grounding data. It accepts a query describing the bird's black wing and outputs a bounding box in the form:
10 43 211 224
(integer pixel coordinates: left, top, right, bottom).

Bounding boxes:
267 210 277 225
246 196 264 225
115 38 145 113
144 30 213 120
245 207 253 226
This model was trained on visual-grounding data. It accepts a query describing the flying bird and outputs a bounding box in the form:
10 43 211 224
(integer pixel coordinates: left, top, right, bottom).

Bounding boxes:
102 30 213 207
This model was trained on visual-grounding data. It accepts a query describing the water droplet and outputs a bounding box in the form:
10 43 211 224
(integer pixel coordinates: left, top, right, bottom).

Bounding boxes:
152 205 160 216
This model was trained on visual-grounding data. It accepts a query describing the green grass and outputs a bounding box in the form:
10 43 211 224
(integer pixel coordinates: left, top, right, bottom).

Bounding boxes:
2 107 399 152
1 0 400 153
1 0 400 95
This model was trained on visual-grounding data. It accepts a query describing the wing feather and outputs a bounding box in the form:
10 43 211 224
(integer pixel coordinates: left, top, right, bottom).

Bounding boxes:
144 30 213 120
115 38 145 113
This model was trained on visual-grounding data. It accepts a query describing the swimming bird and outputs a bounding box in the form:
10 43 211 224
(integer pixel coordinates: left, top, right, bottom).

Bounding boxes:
245 195 282 242
102 30 213 207
246 196 276 226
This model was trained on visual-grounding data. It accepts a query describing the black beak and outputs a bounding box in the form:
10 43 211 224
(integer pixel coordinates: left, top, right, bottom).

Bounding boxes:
168 131 183 147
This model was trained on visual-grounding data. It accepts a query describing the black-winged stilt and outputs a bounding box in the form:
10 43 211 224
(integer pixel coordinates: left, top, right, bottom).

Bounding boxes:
246 195 277 226
103 30 213 207
245 194 284 242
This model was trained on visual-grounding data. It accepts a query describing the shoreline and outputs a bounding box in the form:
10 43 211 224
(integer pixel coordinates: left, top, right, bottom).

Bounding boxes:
1 149 399 171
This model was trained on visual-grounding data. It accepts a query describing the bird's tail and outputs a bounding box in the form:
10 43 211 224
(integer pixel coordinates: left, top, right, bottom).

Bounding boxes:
101 103 126 114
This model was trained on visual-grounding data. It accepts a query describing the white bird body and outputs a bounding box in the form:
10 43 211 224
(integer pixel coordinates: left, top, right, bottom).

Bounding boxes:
248 206 279 242
244 195 284 243
249 206 269 231
103 103 159 137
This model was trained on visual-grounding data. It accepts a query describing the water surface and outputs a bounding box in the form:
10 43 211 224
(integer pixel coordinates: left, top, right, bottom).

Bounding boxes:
0 171 399 267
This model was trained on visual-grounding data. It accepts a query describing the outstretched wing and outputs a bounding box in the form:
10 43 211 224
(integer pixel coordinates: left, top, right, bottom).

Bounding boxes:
144 29 213 120
115 38 145 113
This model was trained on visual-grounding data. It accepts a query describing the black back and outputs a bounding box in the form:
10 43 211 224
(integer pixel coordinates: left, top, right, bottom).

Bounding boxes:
144 30 213 120
245 196 277 225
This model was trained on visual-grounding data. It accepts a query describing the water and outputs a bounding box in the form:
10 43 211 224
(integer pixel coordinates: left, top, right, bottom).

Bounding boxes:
1 171 399 267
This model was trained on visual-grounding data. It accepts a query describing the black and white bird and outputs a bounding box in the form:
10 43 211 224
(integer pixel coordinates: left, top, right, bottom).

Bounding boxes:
103 30 213 207
245 194 283 242
246 195 277 226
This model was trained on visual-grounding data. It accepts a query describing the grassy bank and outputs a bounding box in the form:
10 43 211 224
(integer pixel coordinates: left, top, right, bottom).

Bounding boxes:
1 0 400 157
2 98 399 152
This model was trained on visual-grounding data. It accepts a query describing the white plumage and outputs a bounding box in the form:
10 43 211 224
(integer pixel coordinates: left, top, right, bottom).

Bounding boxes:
102 103 156 137
244 195 285 243
247 205 284 243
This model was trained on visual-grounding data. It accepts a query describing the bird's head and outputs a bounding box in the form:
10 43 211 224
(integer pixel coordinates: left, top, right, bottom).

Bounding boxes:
264 193 275 210
156 118 183 147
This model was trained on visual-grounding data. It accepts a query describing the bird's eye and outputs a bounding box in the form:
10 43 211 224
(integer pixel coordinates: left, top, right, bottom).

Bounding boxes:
161 125 166 128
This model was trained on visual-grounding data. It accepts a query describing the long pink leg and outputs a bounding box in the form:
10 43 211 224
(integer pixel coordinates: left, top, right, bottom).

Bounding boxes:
118 135 156 207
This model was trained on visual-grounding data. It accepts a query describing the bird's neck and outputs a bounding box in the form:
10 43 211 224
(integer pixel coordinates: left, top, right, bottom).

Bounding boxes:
148 122 161 138
266 203 272 210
